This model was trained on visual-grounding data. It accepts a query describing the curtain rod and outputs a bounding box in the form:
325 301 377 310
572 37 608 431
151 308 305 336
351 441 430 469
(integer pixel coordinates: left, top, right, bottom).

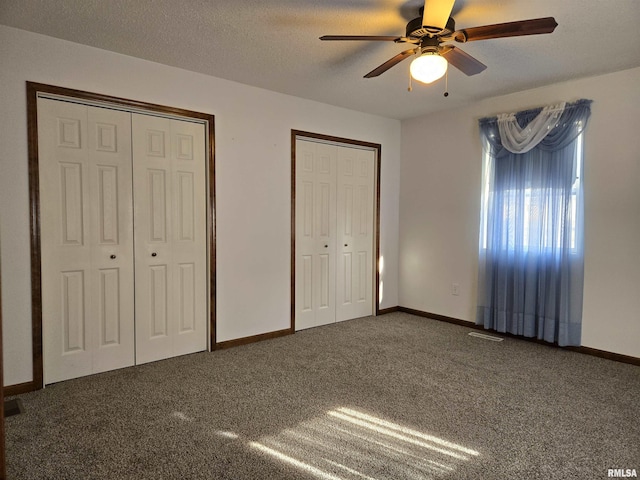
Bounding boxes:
498 102 565 119
479 99 592 125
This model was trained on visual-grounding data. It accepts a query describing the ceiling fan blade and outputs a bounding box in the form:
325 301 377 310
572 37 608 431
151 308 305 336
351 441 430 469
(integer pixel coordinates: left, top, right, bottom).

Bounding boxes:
320 35 402 41
454 17 558 42
441 47 487 76
364 49 417 78
422 0 456 30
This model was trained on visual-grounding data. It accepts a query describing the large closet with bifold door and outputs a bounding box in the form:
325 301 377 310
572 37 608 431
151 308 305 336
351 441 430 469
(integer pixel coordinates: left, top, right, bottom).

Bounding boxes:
295 138 376 331
38 97 208 384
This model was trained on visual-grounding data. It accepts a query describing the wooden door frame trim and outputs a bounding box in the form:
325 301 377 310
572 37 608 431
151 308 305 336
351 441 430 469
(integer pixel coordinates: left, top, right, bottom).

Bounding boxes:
290 130 382 332
19 82 216 393
0 233 5 479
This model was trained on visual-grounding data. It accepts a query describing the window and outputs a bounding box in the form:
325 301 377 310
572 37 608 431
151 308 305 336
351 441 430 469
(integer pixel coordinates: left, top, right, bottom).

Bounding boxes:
476 99 591 347
480 133 583 253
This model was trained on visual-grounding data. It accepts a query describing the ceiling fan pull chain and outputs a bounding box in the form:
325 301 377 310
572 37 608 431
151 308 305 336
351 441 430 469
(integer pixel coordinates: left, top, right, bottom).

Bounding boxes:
444 68 449 97
408 70 413 92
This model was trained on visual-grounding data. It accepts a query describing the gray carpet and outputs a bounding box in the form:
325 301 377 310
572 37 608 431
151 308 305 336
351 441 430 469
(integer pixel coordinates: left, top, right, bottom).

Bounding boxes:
5 312 640 479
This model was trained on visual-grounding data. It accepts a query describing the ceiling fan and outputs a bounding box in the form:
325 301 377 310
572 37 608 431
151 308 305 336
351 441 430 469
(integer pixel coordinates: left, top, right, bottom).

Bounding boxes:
320 0 558 84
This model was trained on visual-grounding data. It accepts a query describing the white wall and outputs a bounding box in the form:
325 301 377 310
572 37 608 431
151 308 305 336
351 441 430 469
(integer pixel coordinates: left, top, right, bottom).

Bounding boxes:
400 66 640 358
0 25 401 386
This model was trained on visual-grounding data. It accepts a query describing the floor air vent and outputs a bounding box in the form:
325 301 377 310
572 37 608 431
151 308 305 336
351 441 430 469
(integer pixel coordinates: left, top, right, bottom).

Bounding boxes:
468 332 504 342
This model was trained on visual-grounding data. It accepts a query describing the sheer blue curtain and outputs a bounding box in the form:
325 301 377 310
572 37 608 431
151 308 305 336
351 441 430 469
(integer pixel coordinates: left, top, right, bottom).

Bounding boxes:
477 99 592 346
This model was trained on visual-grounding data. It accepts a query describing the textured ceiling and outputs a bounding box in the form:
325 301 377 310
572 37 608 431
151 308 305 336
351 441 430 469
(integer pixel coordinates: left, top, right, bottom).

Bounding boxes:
2 0 640 119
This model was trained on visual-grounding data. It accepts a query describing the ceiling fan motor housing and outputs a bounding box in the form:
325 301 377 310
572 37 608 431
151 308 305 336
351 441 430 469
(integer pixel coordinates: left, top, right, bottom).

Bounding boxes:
406 16 455 38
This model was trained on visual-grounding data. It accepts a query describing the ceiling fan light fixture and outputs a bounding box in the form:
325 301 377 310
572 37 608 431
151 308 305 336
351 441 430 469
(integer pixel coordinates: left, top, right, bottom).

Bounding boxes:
410 53 448 84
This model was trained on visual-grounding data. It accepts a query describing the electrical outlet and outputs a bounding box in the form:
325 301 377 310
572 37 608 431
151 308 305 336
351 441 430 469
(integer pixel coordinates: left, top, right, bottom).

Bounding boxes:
451 283 460 296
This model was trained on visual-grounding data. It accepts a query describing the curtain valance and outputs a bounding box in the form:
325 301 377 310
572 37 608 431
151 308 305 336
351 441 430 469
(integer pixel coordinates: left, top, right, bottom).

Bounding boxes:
479 99 592 158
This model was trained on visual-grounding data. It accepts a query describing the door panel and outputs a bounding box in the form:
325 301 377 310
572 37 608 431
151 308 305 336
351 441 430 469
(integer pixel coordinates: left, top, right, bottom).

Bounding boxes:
178 263 196 333
61 270 86 353
148 169 169 242
88 106 136 375
336 147 375 322
39 99 135 383
59 162 84 244
96 165 120 244
319 254 330 309
98 268 121 346
295 140 337 330
150 264 169 337
133 114 207 364
169 119 208 356
176 172 195 241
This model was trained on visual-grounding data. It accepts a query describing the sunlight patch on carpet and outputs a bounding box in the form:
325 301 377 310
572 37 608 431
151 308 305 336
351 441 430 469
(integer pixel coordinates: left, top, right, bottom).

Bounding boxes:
249 407 480 480
172 411 193 422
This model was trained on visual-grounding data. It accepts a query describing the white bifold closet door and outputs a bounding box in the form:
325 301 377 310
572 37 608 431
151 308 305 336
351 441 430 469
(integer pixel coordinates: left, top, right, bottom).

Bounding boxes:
296 141 337 330
39 99 208 384
335 146 375 322
132 114 207 364
39 99 136 383
295 139 375 331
